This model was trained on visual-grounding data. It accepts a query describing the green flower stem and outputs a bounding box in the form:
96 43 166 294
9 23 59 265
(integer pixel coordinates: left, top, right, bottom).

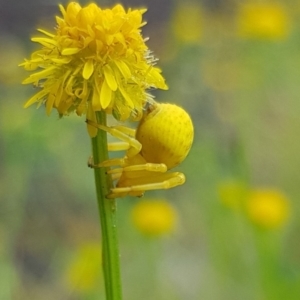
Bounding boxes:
91 111 122 300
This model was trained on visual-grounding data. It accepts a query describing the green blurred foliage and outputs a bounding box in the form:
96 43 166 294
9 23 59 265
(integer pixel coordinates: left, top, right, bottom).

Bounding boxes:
1 0 300 299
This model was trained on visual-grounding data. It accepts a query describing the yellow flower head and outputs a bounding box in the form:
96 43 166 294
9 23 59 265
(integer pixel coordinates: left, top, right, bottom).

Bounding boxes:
20 2 168 135
237 2 290 40
247 188 290 229
131 198 178 237
65 242 102 293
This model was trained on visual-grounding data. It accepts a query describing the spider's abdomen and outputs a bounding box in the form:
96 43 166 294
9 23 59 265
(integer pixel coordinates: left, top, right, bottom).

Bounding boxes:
136 103 194 169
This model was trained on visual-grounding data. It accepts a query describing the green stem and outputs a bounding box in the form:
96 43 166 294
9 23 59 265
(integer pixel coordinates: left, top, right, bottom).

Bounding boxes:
91 111 122 300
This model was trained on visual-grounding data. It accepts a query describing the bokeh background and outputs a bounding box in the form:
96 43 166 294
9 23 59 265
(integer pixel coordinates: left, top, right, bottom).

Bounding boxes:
1 0 300 299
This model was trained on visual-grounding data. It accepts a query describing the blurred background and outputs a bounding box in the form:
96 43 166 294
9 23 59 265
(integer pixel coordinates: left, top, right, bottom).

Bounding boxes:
1 0 300 299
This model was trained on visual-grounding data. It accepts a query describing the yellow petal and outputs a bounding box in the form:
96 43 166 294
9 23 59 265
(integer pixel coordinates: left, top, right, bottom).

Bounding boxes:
54 84 64 107
112 4 126 14
96 40 103 52
76 83 89 116
100 79 112 109
77 4 99 27
118 85 134 108
55 69 72 106
84 36 94 48
22 66 57 84
31 37 57 47
92 79 101 111
87 25 96 39
51 57 72 64
61 48 81 55
82 59 94 80
37 29 55 38
58 4 67 18
55 91 67 109
148 67 168 90
57 96 73 115
65 2 81 24
19 59 41 71
103 64 118 91
114 60 131 79
46 81 61 115
24 89 50 108
113 32 126 46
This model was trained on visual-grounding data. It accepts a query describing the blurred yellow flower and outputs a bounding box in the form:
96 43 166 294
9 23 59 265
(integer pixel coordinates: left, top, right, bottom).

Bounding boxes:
171 2 202 43
131 199 178 236
247 189 290 229
20 2 168 136
218 179 248 210
65 242 102 292
237 2 290 40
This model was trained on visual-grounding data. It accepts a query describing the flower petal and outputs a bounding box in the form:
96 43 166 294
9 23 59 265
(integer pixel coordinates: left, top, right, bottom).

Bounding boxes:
37 29 55 38
22 66 57 84
92 78 102 111
100 79 112 109
103 64 118 91
82 59 94 80
61 48 81 55
31 37 57 47
114 60 131 79
46 81 61 115
51 57 72 64
23 88 50 108
118 85 134 108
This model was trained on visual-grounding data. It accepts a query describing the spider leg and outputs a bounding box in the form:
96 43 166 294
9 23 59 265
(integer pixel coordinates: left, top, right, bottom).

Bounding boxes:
112 125 136 137
90 157 129 168
91 152 150 169
88 141 131 168
106 163 167 174
86 120 141 157
108 142 130 152
107 172 186 199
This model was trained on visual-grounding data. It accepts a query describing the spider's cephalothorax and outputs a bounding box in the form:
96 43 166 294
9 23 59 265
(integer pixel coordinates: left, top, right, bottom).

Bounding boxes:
87 102 194 198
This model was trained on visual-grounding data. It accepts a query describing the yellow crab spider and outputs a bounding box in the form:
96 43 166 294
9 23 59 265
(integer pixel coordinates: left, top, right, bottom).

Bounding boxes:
87 102 194 199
